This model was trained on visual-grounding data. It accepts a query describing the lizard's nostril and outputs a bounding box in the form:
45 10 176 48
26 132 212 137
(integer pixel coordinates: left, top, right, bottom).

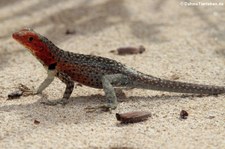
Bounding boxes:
12 32 23 39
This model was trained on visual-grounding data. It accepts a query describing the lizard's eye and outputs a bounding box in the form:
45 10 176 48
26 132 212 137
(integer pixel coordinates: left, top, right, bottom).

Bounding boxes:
28 37 34 42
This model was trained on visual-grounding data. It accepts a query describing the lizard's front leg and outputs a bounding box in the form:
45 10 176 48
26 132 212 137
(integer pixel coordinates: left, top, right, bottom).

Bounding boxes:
42 72 74 106
20 70 55 96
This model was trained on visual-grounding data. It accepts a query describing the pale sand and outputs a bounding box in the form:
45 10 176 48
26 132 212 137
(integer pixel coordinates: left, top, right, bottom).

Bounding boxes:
0 0 225 148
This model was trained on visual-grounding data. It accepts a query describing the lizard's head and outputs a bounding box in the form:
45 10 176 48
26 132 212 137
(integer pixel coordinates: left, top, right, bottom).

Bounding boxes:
12 28 56 66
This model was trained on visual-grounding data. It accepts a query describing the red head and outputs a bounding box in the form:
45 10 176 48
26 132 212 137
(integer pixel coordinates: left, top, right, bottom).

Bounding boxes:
12 28 56 66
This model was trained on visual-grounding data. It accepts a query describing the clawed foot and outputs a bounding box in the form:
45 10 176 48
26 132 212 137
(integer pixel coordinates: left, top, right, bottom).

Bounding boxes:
85 103 117 113
85 105 111 112
18 83 37 96
41 98 69 106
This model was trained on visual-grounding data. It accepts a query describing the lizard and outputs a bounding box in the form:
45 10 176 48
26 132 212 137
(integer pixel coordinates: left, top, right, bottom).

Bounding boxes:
12 28 225 110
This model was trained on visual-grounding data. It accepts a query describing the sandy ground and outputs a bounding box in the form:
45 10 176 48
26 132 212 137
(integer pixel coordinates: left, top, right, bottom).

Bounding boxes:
0 0 225 148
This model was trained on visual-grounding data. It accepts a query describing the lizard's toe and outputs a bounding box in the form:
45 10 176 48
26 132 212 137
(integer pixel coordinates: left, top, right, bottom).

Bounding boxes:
18 84 37 96
85 103 117 113
41 100 58 106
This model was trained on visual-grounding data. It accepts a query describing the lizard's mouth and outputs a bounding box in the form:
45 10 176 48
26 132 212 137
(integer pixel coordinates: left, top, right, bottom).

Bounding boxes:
12 32 26 46
12 32 20 41
12 33 37 60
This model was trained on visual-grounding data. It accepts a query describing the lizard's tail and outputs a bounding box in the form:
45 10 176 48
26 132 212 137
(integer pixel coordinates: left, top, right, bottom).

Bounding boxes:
129 72 225 95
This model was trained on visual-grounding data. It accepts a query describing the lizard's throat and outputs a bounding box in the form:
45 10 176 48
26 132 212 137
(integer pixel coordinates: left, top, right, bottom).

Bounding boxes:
26 48 46 66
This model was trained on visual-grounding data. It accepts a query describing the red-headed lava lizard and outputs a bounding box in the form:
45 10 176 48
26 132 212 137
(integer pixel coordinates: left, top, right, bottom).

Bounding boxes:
12 28 225 110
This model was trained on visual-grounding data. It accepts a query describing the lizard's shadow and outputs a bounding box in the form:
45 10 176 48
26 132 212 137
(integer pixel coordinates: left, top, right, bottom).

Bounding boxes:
0 93 210 125
69 92 210 104
0 96 109 125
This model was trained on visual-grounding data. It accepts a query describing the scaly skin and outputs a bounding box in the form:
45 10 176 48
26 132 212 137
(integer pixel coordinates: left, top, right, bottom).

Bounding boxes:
12 28 225 110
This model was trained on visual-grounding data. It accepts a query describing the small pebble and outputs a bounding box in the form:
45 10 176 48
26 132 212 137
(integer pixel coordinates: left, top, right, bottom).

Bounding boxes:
116 111 151 123
65 29 76 35
110 45 145 55
34 120 40 125
7 90 23 100
170 74 180 80
208 115 215 119
180 110 188 119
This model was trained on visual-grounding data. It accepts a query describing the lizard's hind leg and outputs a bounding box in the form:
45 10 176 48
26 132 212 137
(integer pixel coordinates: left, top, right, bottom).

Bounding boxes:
101 74 130 110
86 74 130 112
85 74 131 112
